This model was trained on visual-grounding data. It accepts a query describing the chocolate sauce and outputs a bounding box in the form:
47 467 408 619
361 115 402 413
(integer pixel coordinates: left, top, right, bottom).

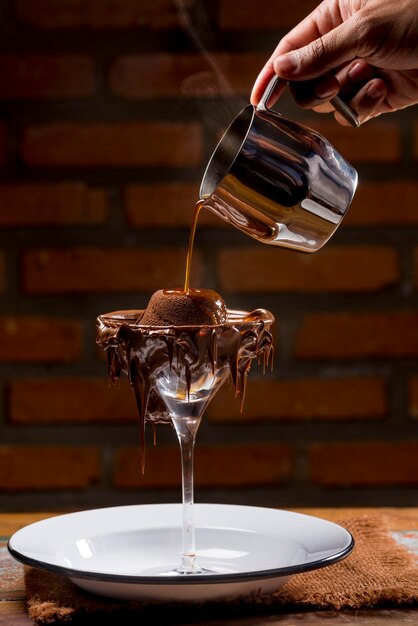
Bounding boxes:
184 199 204 293
96 308 274 473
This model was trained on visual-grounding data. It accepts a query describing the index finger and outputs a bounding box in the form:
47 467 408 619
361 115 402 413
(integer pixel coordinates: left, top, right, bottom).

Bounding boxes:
251 0 343 105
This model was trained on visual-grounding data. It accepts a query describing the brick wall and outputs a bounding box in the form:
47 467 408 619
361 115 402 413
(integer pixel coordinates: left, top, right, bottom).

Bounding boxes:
0 0 417 512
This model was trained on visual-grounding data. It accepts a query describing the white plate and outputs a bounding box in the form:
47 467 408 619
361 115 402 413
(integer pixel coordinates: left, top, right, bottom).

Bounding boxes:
8 503 354 603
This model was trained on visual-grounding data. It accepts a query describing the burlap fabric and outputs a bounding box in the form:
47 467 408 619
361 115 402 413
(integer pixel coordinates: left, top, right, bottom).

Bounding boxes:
24 515 418 624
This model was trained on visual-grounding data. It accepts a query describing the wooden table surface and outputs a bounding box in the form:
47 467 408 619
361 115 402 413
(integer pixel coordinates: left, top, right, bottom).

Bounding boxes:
1 507 417 625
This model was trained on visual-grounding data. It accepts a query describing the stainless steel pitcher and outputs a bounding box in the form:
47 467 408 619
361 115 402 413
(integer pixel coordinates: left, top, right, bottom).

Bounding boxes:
200 76 358 253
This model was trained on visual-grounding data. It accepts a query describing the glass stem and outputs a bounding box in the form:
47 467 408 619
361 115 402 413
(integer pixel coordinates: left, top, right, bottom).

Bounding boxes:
171 414 202 573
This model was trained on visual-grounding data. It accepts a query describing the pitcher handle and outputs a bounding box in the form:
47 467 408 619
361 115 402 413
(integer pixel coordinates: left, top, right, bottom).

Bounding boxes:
257 75 286 112
257 74 360 128
331 96 360 128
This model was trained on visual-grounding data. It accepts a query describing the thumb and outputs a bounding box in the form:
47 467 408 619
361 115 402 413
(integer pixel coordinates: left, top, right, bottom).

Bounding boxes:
274 16 365 81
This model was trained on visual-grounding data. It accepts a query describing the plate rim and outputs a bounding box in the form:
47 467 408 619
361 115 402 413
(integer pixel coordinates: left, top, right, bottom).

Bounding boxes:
7 503 355 586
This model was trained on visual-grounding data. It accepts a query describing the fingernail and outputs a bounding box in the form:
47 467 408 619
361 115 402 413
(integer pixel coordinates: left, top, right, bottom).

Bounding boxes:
315 83 338 99
366 82 384 98
275 52 298 76
348 62 363 80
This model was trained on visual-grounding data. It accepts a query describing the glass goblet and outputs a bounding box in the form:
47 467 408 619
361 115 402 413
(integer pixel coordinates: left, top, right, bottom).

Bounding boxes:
96 307 274 576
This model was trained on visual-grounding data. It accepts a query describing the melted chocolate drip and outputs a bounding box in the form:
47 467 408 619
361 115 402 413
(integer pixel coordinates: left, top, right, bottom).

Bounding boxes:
96 309 274 473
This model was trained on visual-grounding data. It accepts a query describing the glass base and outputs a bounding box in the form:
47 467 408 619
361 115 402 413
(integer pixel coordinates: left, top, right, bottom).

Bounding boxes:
140 562 236 577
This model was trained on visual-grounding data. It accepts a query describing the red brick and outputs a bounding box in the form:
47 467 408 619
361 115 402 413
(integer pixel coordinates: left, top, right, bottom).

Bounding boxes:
8 378 138 424
310 442 418 487
22 247 200 294
114 446 181 489
22 123 202 168
307 119 400 164
296 311 418 360
408 377 418 419
0 445 100 491
218 246 398 293
125 183 224 229
0 317 82 363
414 247 418 289
0 183 107 226
345 181 418 226
17 0 190 29
114 443 294 488
207 377 387 422
219 0 319 30
0 55 95 98
110 53 268 99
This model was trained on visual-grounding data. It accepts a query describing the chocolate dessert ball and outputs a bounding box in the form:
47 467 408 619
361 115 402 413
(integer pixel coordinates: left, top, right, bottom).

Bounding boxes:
140 288 228 326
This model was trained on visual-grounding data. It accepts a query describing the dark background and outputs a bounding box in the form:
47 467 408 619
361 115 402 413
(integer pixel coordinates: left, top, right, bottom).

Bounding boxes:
0 0 417 512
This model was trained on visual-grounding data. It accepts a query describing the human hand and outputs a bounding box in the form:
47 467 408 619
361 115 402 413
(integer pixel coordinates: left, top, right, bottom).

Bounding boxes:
251 0 418 125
